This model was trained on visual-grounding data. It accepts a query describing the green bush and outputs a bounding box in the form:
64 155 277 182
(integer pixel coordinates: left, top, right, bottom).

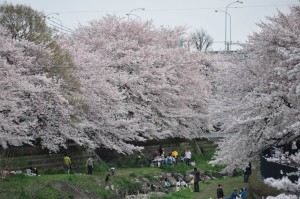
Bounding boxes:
129 172 137 178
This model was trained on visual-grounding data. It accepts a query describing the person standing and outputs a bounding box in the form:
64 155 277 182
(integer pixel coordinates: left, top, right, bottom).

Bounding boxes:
217 184 224 199
110 166 116 176
86 156 94 175
158 145 164 156
243 163 251 183
63 154 71 174
171 149 179 164
193 168 200 192
292 140 298 155
185 148 192 165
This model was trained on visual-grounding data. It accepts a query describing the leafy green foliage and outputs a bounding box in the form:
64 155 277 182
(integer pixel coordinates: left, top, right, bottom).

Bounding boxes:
0 2 52 42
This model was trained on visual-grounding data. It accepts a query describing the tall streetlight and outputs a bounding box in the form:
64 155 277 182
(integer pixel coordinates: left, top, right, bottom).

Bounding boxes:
126 13 142 22
215 10 231 51
225 1 243 51
44 12 59 18
44 13 62 34
126 8 145 21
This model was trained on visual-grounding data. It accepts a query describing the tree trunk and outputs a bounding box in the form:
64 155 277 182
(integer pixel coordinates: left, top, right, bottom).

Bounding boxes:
193 139 203 156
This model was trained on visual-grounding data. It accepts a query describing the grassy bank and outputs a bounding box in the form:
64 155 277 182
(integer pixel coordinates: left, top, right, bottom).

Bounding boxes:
0 140 251 198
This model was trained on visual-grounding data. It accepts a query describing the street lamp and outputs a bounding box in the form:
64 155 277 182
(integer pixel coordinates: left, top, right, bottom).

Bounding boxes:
126 8 145 21
126 13 142 22
44 13 63 34
225 1 243 51
215 10 231 51
44 12 59 18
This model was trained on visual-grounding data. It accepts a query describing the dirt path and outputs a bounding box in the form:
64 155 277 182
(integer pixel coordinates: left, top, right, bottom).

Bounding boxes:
51 180 90 199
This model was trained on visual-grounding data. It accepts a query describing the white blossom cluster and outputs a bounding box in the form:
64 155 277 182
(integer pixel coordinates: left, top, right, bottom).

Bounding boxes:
264 177 300 193
266 193 298 199
0 13 213 153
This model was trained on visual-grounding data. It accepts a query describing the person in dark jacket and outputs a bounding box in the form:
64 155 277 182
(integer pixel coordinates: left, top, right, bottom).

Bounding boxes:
230 188 239 199
193 168 200 192
217 184 224 199
243 162 252 183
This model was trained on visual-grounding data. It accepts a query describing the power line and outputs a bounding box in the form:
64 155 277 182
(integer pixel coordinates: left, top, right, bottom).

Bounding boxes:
46 22 71 35
46 18 74 33
46 4 298 14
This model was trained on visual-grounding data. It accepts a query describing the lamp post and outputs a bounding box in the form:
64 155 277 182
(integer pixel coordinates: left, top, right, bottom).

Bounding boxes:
44 12 59 18
49 17 63 34
126 13 142 22
225 1 243 51
126 8 145 21
215 10 231 51
44 13 63 34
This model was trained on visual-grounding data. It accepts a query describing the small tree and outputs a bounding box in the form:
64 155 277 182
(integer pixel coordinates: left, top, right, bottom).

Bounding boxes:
190 28 214 52
0 2 52 42
0 3 79 92
0 149 15 172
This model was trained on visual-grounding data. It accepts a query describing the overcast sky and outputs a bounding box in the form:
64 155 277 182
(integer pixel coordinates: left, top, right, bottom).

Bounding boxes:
5 0 300 50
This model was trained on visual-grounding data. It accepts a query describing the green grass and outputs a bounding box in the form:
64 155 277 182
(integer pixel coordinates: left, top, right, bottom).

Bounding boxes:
0 174 116 199
0 140 252 199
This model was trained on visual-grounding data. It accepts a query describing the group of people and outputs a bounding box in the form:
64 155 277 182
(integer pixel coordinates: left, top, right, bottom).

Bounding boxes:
1 167 39 179
151 146 192 166
217 184 247 199
63 154 94 175
25 167 39 176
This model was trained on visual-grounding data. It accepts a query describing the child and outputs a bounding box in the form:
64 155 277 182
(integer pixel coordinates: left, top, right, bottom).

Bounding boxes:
110 167 116 176
1 168 9 179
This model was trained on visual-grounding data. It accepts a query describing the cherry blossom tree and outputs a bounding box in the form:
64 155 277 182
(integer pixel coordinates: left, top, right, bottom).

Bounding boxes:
62 15 211 153
0 26 91 151
209 5 300 197
0 3 79 92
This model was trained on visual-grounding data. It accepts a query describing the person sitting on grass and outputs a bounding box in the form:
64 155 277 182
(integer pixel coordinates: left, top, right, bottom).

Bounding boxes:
105 174 114 190
164 178 170 188
164 178 170 193
240 188 247 199
165 153 173 165
32 167 39 176
230 188 239 199
1 168 9 179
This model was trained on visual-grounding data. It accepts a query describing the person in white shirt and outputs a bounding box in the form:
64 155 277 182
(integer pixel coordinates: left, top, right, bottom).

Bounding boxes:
292 140 298 155
185 148 192 165
86 156 94 175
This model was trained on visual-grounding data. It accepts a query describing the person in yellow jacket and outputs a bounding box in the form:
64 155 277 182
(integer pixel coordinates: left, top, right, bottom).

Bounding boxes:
171 149 179 164
63 154 71 174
